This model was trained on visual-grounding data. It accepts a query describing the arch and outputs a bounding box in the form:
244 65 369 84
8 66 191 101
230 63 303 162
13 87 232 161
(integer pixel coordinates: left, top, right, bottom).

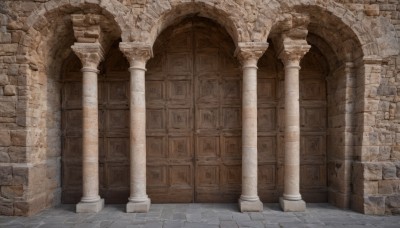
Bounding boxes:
13 0 127 214
134 1 248 46
17 0 128 58
286 1 384 58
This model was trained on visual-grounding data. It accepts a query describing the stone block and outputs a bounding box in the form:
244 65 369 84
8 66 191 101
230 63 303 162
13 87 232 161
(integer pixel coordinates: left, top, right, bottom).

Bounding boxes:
1 185 24 199
14 193 47 216
4 85 16 96
364 181 378 194
386 195 400 208
0 197 13 216
378 180 400 195
13 165 29 186
0 165 12 185
279 198 306 212
364 196 385 215
0 131 11 146
0 73 9 85
126 198 151 213
238 199 263 212
363 163 382 181
382 163 397 179
76 199 104 213
0 101 16 117
0 149 10 163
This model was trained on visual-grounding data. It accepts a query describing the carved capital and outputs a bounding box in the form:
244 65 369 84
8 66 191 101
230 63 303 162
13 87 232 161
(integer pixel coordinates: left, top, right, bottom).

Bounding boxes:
235 42 269 67
71 43 104 70
119 42 153 68
277 37 310 65
72 14 102 43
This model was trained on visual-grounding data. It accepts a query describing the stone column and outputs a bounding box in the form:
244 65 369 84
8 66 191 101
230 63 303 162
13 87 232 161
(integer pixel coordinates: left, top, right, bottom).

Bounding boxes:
235 42 268 212
278 39 310 212
120 42 153 213
71 43 104 213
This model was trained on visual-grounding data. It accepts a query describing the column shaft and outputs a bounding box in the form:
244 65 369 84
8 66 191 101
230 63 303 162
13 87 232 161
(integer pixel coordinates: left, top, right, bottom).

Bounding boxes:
129 61 148 202
283 60 302 201
241 59 259 200
72 43 104 213
81 68 100 203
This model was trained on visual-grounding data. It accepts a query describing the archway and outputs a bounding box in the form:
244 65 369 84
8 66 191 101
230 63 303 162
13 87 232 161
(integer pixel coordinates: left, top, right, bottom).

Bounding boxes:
146 17 243 203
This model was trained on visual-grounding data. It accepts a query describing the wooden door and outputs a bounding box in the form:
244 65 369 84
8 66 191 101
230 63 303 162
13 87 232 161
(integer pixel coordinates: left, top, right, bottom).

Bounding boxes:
299 48 327 202
146 18 242 203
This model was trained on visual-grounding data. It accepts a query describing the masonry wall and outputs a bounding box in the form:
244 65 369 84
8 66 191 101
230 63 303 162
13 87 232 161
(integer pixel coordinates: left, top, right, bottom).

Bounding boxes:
0 0 399 216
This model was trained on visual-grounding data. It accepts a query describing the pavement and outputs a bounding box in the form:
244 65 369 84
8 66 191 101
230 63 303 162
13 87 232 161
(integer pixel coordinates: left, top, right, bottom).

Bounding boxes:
0 203 399 228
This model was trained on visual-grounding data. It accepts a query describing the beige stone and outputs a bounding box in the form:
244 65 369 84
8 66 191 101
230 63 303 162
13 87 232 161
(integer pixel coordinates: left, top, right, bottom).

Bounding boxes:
120 42 153 213
0 0 400 217
4 85 16 96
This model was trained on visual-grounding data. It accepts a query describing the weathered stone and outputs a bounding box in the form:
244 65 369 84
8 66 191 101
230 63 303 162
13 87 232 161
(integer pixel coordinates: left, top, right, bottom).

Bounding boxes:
4 85 16 96
0 165 12 185
0 0 400 217
0 101 16 117
0 73 9 85
364 5 380 17
1 185 24 199
0 131 11 146
382 163 397 179
364 196 385 215
364 163 382 181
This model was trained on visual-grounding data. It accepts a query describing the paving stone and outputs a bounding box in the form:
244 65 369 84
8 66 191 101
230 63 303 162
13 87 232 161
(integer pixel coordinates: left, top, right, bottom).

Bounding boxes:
0 204 399 227
184 222 218 228
172 213 186 220
164 220 184 228
220 220 238 228
186 213 202 222
236 220 264 228
144 221 163 228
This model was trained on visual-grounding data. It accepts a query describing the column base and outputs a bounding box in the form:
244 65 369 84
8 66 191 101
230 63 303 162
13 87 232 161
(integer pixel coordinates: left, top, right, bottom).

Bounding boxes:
76 198 104 213
279 197 306 212
126 198 151 213
238 198 263 212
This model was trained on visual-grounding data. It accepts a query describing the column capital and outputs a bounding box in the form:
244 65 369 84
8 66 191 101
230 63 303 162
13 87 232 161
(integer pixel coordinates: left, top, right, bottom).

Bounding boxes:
235 42 269 67
277 38 310 65
119 42 153 68
71 42 104 71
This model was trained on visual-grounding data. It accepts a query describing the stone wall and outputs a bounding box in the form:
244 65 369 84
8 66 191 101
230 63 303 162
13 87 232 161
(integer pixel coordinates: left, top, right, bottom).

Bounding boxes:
0 0 398 216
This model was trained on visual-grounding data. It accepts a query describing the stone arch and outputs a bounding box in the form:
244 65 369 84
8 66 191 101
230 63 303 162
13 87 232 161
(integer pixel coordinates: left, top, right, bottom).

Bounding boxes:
287 2 383 58
266 1 385 212
132 1 249 46
13 1 126 215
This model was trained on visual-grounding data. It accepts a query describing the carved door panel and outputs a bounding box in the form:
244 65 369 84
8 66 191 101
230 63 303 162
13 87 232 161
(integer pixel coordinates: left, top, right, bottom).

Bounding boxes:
257 48 282 202
62 60 84 203
299 50 327 202
194 26 242 203
98 49 130 203
146 19 242 203
146 27 195 203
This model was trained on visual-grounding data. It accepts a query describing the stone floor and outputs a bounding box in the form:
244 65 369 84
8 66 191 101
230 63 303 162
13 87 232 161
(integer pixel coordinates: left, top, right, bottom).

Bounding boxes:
0 204 399 228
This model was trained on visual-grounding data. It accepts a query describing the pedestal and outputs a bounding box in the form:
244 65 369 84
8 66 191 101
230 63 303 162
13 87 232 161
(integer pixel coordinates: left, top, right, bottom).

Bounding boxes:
279 197 306 212
76 198 104 213
126 198 151 213
239 198 263 212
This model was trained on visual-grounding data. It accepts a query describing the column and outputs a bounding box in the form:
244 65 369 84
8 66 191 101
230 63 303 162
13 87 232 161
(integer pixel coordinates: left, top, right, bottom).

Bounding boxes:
71 43 104 213
120 42 153 213
235 42 268 212
278 40 310 212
